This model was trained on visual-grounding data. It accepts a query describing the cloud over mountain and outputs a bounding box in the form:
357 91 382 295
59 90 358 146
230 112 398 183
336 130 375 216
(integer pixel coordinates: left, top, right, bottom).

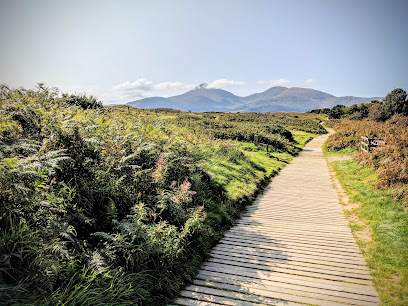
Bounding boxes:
305 78 323 85
258 79 291 86
207 79 245 89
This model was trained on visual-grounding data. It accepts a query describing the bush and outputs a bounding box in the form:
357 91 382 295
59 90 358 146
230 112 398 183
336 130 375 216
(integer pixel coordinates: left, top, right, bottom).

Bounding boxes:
326 117 408 205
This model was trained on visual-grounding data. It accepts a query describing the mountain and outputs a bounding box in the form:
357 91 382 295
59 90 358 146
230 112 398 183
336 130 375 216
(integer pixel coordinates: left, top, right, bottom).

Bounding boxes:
241 86 288 103
169 87 242 111
127 84 242 112
237 87 336 112
126 86 382 113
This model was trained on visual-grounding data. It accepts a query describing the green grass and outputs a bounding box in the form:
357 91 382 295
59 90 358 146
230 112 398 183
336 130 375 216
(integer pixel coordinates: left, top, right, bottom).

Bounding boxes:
323 145 358 156
292 130 316 146
331 159 408 305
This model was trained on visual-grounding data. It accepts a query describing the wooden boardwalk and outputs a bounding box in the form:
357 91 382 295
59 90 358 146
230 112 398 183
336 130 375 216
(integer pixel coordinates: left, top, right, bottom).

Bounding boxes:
175 133 380 306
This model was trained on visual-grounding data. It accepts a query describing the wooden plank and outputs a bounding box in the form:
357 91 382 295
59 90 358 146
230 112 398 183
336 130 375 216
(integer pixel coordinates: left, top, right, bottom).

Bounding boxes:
197 270 380 304
223 233 363 255
210 252 372 279
180 289 255 305
248 200 341 208
207 257 373 285
175 297 223 306
245 211 347 221
226 229 362 252
201 263 379 296
210 250 372 279
214 244 370 271
232 226 359 245
186 283 301 306
235 225 355 242
254 194 340 201
239 217 353 232
194 277 379 306
219 239 367 264
220 237 364 261
244 216 348 226
238 218 354 232
191 281 342 306
235 224 358 241
245 209 347 218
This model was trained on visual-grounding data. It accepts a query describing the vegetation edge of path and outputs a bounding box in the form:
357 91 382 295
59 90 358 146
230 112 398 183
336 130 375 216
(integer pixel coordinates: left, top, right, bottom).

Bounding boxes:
324 148 408 305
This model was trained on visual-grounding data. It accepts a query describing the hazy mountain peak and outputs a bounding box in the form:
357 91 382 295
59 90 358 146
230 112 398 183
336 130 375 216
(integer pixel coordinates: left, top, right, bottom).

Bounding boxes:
194 83 208 89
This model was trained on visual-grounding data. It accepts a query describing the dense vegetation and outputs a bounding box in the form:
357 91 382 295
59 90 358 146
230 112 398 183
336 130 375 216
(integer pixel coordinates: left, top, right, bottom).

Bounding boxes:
0 84 325 305
311 88 408 121
325 116 408 205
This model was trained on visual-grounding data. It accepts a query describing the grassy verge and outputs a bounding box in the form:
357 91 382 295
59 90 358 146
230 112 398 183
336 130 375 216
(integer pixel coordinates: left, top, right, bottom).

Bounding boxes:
327 157 408 305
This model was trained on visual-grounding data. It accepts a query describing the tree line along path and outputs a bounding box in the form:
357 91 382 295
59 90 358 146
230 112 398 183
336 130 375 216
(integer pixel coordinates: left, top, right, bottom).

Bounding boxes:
175 132 380 306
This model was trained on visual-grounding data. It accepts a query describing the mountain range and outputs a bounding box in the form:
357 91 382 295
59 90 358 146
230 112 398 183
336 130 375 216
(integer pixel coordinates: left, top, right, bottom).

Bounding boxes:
126 84 382 113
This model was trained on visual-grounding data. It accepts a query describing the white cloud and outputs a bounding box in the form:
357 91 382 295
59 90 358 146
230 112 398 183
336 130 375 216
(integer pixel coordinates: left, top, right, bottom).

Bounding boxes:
104 79 194 104
305 78 323 85
270 78 291 86
207 79 245 89
113 78 153 91
257 79 291 86
154 81 185 91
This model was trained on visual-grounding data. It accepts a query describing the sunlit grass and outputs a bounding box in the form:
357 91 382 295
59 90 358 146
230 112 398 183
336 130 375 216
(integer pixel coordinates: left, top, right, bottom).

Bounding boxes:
332 159 408 305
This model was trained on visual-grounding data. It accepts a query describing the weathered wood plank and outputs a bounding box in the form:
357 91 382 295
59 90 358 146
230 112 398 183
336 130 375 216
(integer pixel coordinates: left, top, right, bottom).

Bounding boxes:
186 283 302 306
197 271 380 304
228 228 362 249
225 230 362 252
190 281 343 306
180 289 257 305
207 257 373 285
194 278 379 306
201 262 378 296
210 252 372 279
175 297 223 306
218 240 367 264
211 249 371 277
235 224 358 241
222 233 363 255
214 244 370 271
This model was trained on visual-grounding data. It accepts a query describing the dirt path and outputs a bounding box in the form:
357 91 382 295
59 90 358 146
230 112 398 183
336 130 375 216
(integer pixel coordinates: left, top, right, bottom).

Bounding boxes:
175 133 379 306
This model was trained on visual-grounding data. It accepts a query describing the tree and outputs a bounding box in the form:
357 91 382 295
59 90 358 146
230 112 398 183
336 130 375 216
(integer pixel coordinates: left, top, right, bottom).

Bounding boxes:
62 93 103 110
383 88 408 119
367 103 387 122
358 103 369 118
328 105 346 119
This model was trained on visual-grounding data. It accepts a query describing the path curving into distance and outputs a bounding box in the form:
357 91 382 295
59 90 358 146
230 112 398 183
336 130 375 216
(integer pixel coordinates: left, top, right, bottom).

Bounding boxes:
175 132 379 306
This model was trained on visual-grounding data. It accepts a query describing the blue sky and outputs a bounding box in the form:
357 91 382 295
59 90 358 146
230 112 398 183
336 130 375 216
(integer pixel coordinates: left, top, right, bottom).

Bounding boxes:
1 0 407 104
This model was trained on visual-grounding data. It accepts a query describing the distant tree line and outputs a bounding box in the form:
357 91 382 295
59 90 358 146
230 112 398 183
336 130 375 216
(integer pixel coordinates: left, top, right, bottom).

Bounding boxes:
309 88 408 121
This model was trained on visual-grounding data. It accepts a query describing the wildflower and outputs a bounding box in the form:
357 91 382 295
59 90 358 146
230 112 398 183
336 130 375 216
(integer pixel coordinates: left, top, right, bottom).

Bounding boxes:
153 153 166 183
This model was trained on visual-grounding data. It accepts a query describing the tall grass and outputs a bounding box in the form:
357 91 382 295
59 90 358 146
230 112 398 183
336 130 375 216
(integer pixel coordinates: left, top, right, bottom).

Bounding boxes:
0 84 324 304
